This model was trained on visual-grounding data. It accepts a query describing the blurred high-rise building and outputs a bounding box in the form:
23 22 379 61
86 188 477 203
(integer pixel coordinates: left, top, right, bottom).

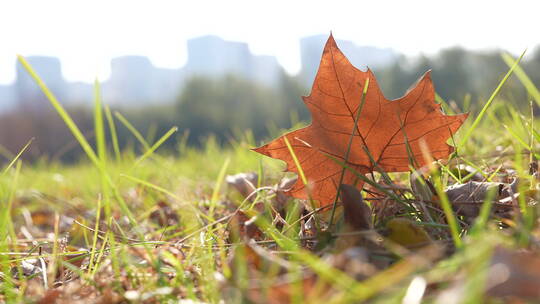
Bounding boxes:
103 56 183 106
15 56 66 109
185 35 282 86
0 34 397 112
299 35 398 85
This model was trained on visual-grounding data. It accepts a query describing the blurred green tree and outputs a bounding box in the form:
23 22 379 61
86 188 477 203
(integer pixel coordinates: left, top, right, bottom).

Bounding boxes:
175 74 306 145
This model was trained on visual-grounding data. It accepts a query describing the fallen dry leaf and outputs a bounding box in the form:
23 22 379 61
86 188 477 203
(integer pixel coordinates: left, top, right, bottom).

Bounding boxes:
254 34 467 206
226 172 258 199
445 181 503 205
37 289 62 304
149 200 180 227
334 184 373 251
384 218 432 248
340 184 373 231
246 274 318 304
228 211 264 242
364 179 407 223
487 246 540 300
444 181 514 220
328 247 378 280
273 176 297 208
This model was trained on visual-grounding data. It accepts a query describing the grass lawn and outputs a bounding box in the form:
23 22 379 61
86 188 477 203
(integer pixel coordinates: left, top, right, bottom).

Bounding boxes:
2 54 540 303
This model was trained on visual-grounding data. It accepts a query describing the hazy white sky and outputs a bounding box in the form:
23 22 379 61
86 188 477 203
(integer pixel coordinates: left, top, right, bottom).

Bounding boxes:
1 0 538 84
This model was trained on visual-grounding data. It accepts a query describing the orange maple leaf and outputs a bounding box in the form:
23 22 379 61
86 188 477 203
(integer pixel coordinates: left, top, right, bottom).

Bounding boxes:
254 35 468 207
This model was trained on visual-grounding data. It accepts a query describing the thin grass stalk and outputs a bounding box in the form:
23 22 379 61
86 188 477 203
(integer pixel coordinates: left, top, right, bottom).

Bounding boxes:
329 78 370 227
104 105 121 161
459 50 526 146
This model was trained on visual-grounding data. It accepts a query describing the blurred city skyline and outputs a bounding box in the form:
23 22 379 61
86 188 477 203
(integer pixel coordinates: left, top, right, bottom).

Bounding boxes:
0 34 400 110
1 0 538 84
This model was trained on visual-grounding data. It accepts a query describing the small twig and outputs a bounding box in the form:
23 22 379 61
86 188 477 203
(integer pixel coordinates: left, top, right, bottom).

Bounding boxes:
247 240 295 269
74 220 140 243
39 256 48 289
282 204 334 234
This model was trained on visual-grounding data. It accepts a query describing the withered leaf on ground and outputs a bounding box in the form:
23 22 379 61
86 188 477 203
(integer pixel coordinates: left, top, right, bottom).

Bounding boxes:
334 185 373 252
444 180 516 220
228 210 264 242
254 34 467 207
384 218 432 248
365 179 407 223
340 184 372 231
487 246 540 300
149 200 180 227
273 176 297 209
226 172 258 199
445 181 504 205
334 184 373 251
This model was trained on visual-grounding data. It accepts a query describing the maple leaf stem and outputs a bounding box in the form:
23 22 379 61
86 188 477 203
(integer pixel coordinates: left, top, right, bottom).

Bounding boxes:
329 78 370 228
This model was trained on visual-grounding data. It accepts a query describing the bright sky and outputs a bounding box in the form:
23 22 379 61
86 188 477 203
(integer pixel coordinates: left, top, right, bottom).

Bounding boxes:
1 0 538 84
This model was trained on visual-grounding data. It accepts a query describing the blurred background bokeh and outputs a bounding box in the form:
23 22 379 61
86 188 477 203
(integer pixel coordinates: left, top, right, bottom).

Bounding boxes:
1 0 539 162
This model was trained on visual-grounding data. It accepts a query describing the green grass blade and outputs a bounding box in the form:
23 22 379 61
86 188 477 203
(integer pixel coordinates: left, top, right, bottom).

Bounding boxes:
2 138 33 176
18 56 139 228
433 175 463 249
283 136 308 186
1 161 22 243
325 154 412 210
87 195 102 275
459 50 526 147
283 136 319 217
104 105 121 161
93 80 106 163
209 157 231 215
121 173 179 199
120 173 208 223
329 78 370 227
436 92 456 114
134 126 178 166
0 160 22 302
501 52 540 107
17 55 101 169
470 187 498 235
114 111 151 151
282 136 322 232
504 124 530 149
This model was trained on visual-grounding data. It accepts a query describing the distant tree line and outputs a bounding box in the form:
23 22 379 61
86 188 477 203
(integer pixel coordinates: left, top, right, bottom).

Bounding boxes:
1 46 539 162
377 47 540 105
